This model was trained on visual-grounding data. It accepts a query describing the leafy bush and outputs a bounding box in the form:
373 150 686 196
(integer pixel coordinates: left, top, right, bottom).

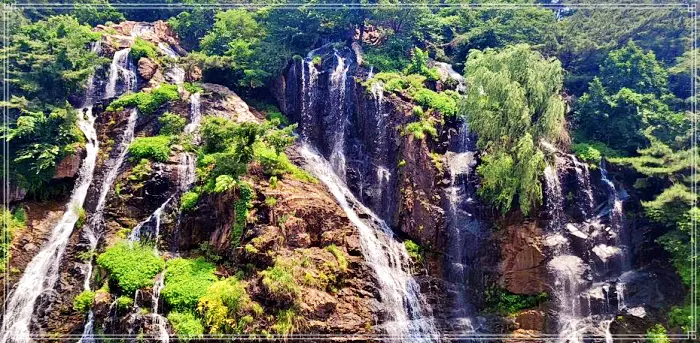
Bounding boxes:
646 324 670 343
76 207 87 229
159 112 187 136
131 38 158 62
180 191 200 212
232 182 254 248
404 120 437 140
404 240 423 264
259 258 301 304
197 277 261 334
484 286 548 315
96 242 164 295
168 311 204 340
73 290 95 313
116 295 133 311
413 88 458 117
162 257 218 311
129 136 171 162
107 84 180 115
184 82 204 94
1 207 27 272
404 47 440 81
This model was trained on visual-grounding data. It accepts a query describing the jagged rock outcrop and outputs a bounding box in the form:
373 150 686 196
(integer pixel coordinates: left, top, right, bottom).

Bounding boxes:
499 221 548 295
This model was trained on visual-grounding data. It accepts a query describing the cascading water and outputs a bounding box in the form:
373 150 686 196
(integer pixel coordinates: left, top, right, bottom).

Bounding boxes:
328 53 350 181
442 121 481 333
544 154 631 343
1 107 100 343
299 144 438 342
299 55 319 142
104 48 137 99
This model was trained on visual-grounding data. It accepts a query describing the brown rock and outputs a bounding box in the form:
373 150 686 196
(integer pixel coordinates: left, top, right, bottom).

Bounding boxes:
499 221 548 295
186 65 202 82
138 57 158 80
200 83 262 123
53 147 84 179
515 310 545 331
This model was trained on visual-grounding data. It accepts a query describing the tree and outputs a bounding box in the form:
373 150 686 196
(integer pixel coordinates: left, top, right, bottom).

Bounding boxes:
460 44 566 215
4 15 104 105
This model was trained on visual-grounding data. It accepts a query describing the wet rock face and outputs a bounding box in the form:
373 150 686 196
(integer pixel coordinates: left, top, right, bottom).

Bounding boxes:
499 221 548 295
53 147 86 179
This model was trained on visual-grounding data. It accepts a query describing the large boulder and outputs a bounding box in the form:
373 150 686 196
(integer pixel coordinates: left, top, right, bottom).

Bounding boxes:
137 57 158 80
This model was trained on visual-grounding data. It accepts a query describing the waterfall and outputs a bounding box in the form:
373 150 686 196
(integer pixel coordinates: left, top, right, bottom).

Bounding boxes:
128 197 172 245
1 107 100 343
544 155 631 343
443 121 480 332
158 42 180 58
131 22 155 37
104 48 136 99
299 57 319 141
299 144 438 342
328 53 350 181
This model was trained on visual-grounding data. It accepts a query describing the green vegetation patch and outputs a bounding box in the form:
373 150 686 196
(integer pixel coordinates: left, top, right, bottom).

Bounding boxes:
197 277 262 334
404 240 423 264
129 136 172 162
130 37 158 62
107 84 180 115
484 286 548 315
168 311 204 340
0 207 27 272
162 257 218 311
96 241 164 295
159 112 187 136
73 290 95 313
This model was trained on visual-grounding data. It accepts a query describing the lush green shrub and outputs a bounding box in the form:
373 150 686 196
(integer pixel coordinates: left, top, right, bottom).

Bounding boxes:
96 242 164 295
484 286 548 315
253 141 314 182
403 120 437 140
180 191 200 212
646 324 670 343
1 207 27 272
159 112 187 136
73 290 95 313
116 295 133 311
131 37 158 62
168 311 204 340
404 47 440 81
162 257 218 311
413 88 458 117
129 136 171 162
107 84 180 115
404 240 423 264
76 207 87 229
184 82 204 94
213 175 236 193
259 258 301 304
197 277 261 334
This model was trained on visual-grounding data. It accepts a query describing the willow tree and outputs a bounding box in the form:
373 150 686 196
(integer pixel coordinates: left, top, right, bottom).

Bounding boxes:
461 44 566 215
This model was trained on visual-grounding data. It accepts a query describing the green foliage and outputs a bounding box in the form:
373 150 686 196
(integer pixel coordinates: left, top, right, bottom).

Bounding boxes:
116 295 133 311
106 84 179 115
404 120 437 141
76 207 87 229
162 257 218 311
259 258 301 304
0 207 27 272
5 104 85 192
484 286 548 315
96 241 164 295
4 15 104 104
129 159 152 182
404 240 423 264
600 41 668 96
646 324 670 343
571 141 622 163
159 112 186 136
197 277 260 334
183 82 204 94
167 311 204 340
413 88 457 117
72 0 125 27
326 245 348 272
128 136 171 162
363 38 411 72
461 44 565 215
180 191 200 213
232 182 253 248
130 38 158 62
73 290 95 313
404 48 440 81
272 309 297 336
